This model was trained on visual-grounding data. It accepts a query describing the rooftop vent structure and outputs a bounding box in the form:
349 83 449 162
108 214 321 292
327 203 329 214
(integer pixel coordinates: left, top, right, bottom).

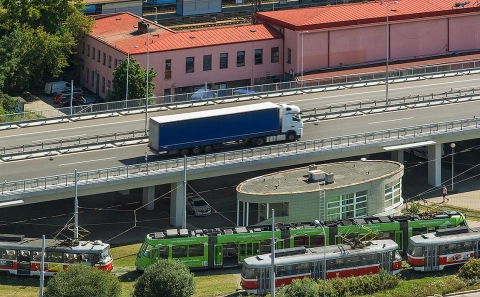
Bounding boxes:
308 169 325 182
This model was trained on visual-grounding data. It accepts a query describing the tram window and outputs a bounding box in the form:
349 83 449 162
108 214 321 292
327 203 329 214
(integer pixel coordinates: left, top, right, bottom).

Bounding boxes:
277 265 287 276
4 249 15 260
294 263 310 274
365 254 376 265
64 253 76 264
462 242 473 252
379 232 393 240
242 266 257 279
159 246 169 259
409 246 424 257
188 244 204 257
32 252 42 261
284 264 293 275
448 243 458 254
46 251 63 262
260 240 272 253
172 246 187 258
347 256 360 267
294 236 308 247
327 259 334 270
0 249 7 259
309 235 324 247
411 228 424 236
19 250 31 262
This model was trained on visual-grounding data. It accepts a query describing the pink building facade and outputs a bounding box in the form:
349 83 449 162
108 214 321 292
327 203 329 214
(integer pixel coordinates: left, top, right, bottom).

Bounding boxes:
77 0 480 99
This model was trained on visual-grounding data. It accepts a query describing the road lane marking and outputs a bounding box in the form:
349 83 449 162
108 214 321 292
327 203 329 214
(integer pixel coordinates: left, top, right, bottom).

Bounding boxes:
59 157 117 166
368 117 414 125
31 135 87 143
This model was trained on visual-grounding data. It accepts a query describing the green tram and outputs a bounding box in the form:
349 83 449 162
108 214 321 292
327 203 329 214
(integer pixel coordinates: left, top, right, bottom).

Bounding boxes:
135 210 466 271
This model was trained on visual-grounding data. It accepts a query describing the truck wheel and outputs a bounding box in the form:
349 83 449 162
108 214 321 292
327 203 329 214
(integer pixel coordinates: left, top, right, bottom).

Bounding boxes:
254 137 265 146
191 147 201 155
179 149 189 156
286 132 296 142
204 145 213 154
52 92 57 96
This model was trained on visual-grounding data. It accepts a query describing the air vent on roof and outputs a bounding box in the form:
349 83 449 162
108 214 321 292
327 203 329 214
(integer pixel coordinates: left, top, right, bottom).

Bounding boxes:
250 29 256 32
189 36 195 39
308 169 325 182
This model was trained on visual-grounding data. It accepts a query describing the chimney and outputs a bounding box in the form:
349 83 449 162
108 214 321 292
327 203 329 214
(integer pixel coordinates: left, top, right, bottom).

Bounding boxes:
138 21 149 35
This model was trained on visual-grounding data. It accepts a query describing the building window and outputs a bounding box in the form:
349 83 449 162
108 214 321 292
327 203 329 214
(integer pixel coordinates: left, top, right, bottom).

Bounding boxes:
385 179 401 208
203 55 211 71
254 49 263 65
91 70 94 86
82 42 85 54
103 53 106 65
87 44 90 57
236 51 245 67
271 47 279 63
270 202 288 216
114 58 118 68
97 50 100 62
92 47 95 60
86 68 89 83
107 80 111 91
327 191 368 220
165 59 172 79
102 76 105 93
287 48 291 64
220 53 228 69
185 57 194 73
108 55 112 68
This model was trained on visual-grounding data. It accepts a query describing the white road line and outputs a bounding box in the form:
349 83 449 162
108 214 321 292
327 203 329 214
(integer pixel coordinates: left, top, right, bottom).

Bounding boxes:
59 157 117 166
0 119 144 140
369 117 414 125
31 135 87 143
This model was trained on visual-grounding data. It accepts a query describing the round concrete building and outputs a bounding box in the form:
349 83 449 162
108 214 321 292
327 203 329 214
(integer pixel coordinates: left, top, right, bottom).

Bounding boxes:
236 160 404 226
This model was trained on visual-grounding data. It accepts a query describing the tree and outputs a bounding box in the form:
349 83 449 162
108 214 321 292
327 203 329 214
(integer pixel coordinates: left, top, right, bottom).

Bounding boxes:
133 259 195 297
0 0 93 92
108 57 157 103
43 264 121 297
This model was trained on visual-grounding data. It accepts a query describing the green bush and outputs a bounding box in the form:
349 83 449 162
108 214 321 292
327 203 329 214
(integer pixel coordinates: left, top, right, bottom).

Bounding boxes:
133 259 195 297
322 269 400 296
44 264 121 297
458 258 480 283
276 277 319 297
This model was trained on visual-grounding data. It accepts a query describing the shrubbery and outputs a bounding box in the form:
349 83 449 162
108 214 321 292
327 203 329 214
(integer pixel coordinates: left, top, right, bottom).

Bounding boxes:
458 258 480 283
275 269 400 297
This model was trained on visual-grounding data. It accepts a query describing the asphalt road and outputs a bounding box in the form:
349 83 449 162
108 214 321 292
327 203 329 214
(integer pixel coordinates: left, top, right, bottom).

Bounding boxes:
1 93 480 181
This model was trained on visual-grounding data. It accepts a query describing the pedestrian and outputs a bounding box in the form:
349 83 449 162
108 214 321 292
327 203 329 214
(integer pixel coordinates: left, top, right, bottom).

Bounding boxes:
442 185 449 203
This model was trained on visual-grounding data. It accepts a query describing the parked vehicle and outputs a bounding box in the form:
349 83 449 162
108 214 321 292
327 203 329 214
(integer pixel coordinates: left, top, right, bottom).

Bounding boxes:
54 93 70 104
44 81 70 96
186 196 212 216
190 88 215 100
148 102 303 156
58 96 86 107
62 87 84 96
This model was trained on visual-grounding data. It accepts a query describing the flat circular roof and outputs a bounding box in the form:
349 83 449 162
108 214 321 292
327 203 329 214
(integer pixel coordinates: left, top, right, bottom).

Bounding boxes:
237 160 403 195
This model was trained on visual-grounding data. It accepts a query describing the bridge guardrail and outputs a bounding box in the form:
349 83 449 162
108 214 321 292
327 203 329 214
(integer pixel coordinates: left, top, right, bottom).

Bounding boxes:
0 130 146 158
2 116 479 198
1 59 479 125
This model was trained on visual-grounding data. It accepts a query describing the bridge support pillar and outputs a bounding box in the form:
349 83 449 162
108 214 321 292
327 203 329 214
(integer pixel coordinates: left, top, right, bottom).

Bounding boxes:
391 150 404 163
170 182 186 227
427 144 442 187
142 186 155 210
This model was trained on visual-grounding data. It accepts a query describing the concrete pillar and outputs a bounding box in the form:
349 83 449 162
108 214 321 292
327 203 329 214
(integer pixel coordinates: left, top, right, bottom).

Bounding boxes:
243 201 246 226
427 144 442 187
391 149 404 163
246 202 249 226
236 200 240 226
169 182 186 227
142 186 155 210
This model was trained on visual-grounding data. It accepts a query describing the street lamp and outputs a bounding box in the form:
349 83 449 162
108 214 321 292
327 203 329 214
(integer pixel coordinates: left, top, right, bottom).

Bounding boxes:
451 143 455 191
383 0 397 104
125 45 138 109
154 7 157 23
144 25 150 136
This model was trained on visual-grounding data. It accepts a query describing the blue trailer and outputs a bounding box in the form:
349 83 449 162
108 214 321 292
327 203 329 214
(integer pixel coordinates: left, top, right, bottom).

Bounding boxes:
148 102 303 155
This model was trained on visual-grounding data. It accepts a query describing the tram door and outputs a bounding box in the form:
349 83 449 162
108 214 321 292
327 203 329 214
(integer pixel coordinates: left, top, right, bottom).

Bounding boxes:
312 260 325 281
17 250 31 275
424 245 439 271
379 251 392 273
257 267 271 294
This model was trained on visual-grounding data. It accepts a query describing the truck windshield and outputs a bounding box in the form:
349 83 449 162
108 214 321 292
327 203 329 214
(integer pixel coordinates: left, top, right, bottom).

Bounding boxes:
292 114 301 122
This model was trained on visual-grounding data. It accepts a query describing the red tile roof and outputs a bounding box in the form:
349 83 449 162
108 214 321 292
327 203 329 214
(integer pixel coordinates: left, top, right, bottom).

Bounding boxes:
90 12 282 54
255 0 480 31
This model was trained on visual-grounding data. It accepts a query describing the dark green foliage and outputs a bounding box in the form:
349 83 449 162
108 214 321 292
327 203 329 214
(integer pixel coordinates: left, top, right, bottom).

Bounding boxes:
458 258 480 282
133 259 195 297
43 264 121 297
323 270 400 296
107 57 157 102
276 277 319 297
0 0 93 92
402 200 421 215
0 92 19 114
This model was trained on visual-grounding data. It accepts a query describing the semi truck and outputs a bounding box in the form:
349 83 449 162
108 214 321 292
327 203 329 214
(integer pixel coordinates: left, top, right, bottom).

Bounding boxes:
148 101 303 155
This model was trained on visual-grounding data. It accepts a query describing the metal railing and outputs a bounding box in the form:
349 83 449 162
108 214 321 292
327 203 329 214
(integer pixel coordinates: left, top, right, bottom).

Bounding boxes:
1 59 480 125
2 116 479 197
